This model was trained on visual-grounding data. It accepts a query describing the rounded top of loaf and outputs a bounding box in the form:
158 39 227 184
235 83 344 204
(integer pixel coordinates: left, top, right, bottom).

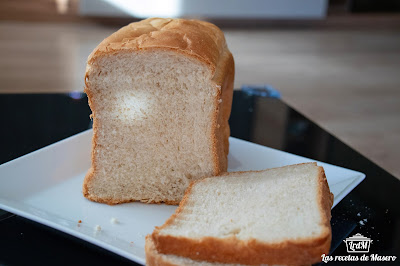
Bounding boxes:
87 18 229 74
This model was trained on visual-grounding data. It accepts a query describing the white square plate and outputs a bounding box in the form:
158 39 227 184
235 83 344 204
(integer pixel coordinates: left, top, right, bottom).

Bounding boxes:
0 130 365 265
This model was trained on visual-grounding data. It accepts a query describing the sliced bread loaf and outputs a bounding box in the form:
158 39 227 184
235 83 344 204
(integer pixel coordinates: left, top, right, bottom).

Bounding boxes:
150 163 333 265
83 18 234 205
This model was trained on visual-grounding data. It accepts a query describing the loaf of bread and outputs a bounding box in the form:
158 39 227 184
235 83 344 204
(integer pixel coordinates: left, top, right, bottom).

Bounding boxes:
83 18 234 205
149 163 334 266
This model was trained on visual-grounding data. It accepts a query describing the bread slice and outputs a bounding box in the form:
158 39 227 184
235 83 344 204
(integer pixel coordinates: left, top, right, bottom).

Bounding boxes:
83 18 234 205
150 163 334 266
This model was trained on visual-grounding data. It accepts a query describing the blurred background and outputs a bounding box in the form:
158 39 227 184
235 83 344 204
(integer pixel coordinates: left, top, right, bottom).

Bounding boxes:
0 0 399 178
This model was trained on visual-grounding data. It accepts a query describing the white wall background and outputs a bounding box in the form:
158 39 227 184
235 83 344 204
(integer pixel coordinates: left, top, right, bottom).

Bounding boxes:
80 0 328 19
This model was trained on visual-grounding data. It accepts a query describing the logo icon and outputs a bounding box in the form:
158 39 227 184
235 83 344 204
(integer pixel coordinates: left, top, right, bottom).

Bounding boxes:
343 233 372 253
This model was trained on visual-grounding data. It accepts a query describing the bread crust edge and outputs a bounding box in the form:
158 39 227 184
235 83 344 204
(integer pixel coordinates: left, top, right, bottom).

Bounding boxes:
146 235 181 266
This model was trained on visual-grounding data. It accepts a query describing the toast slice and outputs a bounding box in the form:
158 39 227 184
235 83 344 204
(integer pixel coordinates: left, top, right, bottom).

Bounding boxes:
150 163 333 265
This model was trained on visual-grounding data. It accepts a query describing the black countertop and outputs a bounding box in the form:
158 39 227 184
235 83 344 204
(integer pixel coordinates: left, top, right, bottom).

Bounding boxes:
1 91 399 265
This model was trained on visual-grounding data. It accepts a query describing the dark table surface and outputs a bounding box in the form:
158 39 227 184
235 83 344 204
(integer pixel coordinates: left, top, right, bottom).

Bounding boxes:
1 90 399 266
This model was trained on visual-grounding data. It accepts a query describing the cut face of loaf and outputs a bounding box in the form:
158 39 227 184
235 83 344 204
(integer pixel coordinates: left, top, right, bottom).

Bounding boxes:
83 18 234 205
151 163 334 265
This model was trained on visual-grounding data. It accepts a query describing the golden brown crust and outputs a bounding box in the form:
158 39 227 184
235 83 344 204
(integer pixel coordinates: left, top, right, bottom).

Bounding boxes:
211 49 234 175
83 18 234 204
151 163 333 265
87 18 227 74
146 235 181 266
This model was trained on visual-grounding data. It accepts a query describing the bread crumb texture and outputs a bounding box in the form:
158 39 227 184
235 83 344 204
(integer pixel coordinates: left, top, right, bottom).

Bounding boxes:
162 164 324 240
